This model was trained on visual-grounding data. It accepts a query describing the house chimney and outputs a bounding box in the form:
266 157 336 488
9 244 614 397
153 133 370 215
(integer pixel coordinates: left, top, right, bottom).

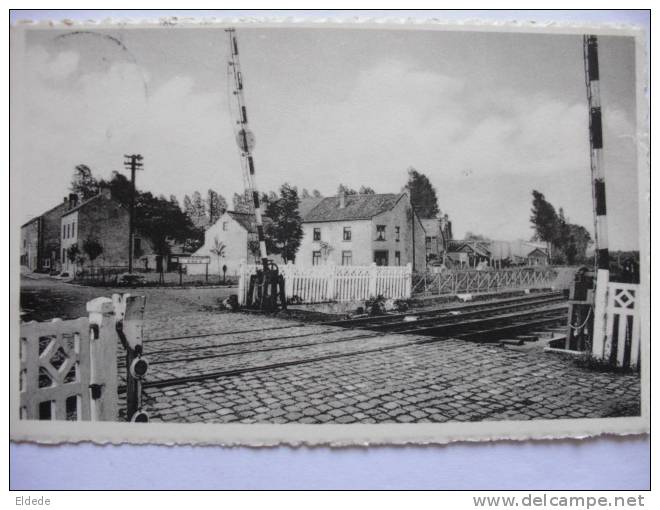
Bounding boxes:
68 193 78 209
339 191 345 209
99 184 111 199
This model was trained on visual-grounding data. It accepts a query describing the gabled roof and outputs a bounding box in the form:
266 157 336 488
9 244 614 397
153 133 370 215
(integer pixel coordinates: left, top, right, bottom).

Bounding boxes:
21 201 69 228
526 247 548 257
299 197 324 218
226 211 273 233
61 193 104 216
303 193 404 223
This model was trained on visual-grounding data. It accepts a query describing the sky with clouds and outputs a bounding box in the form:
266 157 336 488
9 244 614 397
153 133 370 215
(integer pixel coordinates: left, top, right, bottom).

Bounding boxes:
15 26 640 249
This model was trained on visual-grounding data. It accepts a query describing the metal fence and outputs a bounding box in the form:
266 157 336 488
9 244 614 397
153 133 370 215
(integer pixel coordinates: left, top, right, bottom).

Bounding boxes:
412 267 558 296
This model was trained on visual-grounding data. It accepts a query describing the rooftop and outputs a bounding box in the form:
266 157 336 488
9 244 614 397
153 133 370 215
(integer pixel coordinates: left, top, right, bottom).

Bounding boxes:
302 193 405 223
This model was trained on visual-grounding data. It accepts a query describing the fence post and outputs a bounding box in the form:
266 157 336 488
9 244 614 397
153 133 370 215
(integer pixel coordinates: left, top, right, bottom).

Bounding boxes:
113 293 147 421
368 263 377 297
87 297 119 421
591 269 610 359
404 263 412 298
326 262 336 301
238 260 246 305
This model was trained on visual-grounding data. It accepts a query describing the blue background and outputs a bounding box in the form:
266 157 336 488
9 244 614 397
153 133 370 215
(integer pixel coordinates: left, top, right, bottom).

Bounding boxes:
10 9 650 490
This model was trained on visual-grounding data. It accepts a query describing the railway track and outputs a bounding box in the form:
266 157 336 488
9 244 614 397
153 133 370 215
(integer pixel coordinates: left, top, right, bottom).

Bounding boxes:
128 292 568 391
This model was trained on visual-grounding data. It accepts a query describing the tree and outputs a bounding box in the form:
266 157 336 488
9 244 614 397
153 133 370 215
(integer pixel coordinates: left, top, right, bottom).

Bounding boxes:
66 244 83 275
358 185 376 195
530 190 559 258
70 164 99 200
210 237 227 280
233 191 253 213
98 171 132 205
464 232 489 241
264 183 303 263
169 194 180 209
183 194 194 217
207 189 227 225
337 184 358 195
82 238 103 267
312 189 323 198
301 188 311 199
135 191 202 256
404 167 440 218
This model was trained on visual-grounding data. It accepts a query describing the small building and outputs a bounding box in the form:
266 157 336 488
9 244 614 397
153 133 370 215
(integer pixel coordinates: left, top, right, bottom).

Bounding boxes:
446 241 492 269
489 240 549 267
421 214 452 266
299 192 426 269
187 210 283 277
20 200 70 273
526 247 549 266
60 187 154 275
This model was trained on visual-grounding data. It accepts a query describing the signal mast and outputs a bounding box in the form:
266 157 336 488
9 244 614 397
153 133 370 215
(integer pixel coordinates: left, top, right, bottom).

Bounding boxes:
226 28 285 310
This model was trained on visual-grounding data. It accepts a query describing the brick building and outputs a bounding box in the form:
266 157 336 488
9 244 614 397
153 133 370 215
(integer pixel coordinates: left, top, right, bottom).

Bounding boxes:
60 187 155 275
20 201 70 273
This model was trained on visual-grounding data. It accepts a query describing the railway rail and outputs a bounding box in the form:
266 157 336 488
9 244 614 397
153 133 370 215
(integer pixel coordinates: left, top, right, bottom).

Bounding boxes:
126 292 568 392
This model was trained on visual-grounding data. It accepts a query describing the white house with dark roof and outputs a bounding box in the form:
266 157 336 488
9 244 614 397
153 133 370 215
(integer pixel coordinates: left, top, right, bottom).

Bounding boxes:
298 192 426 270
188 210 283 277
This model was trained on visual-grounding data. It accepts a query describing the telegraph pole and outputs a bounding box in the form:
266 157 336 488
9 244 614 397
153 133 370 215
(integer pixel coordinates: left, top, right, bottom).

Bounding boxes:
124 154 143 274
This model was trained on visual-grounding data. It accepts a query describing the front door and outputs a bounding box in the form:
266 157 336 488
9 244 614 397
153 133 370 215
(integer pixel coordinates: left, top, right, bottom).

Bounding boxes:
374 250 389 266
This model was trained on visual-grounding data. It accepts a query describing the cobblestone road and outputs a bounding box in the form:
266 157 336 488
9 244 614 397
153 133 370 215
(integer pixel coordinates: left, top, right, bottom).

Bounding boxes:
139 310 641 424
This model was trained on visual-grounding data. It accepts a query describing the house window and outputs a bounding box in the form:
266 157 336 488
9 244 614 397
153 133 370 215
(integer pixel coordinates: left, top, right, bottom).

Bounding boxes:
312 251 321 266
133 238 142 254
72 221 76 238
62 225 66 239
395 226 400 242
425 236 431 251
313 228 321 241
222 221 228 231
395 251 401 266
343 227 351 241
376 225 386 241
341 250 352 266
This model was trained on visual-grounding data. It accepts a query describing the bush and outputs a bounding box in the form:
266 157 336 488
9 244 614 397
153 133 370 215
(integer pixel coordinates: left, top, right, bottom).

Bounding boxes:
365 295 387 316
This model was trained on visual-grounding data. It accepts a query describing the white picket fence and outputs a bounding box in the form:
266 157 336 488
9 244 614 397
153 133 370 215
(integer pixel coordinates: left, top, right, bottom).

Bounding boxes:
238 262 412 304
592 278 642 368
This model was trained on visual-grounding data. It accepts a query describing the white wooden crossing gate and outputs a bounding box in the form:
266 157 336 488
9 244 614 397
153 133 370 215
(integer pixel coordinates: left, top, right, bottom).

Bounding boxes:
238 262 412 305
18 294 143 421
592 281 642 368
20 318 93 421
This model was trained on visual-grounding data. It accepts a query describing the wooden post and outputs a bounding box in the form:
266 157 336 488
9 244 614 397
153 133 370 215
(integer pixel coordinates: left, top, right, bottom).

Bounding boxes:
326 262 336 301
113 293 146 421
87 297 119 421
368 263 377 297
591 269 609 359
404 263 412 298
205 263 209 283
179 264 183 286
238 260 246 305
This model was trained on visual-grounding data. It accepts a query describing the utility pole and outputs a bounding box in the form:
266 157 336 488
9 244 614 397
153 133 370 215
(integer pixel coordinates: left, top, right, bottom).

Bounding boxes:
124 154 143 274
